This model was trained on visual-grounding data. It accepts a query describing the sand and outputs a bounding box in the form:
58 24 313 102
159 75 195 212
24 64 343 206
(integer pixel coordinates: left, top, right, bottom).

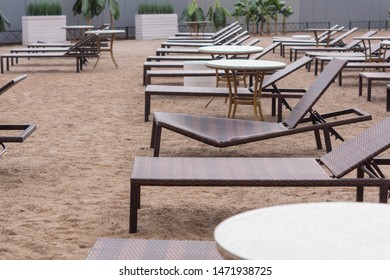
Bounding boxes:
0 31 389 259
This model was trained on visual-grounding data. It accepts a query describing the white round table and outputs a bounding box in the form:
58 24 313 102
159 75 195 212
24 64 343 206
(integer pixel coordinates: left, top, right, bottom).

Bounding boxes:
85 29 125 68
199 45 263 59
205 59 285 120
214 202 390 260
292 35 311 40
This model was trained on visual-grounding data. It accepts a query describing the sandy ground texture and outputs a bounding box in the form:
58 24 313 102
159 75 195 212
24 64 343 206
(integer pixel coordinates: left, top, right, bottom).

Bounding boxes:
0 30 390 259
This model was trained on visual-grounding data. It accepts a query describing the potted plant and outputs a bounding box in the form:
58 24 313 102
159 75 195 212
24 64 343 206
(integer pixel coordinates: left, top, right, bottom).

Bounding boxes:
180 0 206 34
72 0 120 28
22 1 66 45
206 0 231 31
135 2 178 40
0 11 11 32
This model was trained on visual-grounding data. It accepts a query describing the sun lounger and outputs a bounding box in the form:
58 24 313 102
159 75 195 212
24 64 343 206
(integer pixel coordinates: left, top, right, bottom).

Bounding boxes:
149 59 371 157
289 28 372 61
145 42 281 86
170 21 238 40
358 72 390 101
0 34 100 73
129 115 390 233
276 25 344 57
144 56 312 121
0 75 36 156
86 238 222 260
161 26 245 48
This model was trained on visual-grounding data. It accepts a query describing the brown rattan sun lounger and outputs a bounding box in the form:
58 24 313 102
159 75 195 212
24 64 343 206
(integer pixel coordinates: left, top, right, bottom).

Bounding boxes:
144 56 312 121
0 75 36 156
145 42 281 86
170 21 238 40
129 116 390 233
288 27 364 61
150 59 371 156
86 238 223 259
0 33 100 73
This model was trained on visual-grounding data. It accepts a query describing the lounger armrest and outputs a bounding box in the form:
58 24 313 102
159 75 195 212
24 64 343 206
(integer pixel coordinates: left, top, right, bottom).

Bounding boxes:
0 143 6 157
372 158 390 166
0 124 37 143
13 74 28 83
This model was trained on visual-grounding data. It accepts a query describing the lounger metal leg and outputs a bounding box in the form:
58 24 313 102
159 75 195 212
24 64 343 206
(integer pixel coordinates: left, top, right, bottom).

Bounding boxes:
358 75 363 96
150 120 156 148
356 168 364 202
153 125 162 157
313 129 323 149
129 182 140 233
367 79 372 101
379 186 389 203
323 128 332 153
0 57 3 74
145 92 151 122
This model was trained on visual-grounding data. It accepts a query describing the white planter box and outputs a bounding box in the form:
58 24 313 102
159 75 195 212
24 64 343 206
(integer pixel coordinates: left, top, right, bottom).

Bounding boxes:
22 15 67 45
135 14 178 40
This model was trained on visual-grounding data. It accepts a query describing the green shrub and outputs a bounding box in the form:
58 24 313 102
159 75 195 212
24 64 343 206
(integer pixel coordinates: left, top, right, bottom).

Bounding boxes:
137 2 174 14
26 1 62 16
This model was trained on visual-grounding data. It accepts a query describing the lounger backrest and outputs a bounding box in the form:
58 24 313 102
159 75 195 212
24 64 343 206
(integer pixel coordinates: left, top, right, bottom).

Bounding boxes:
343 30 377 50
283 58 348 128
327 27 358 46
216 25 243 45
317 25 341 42
65 33 98 54
212 21 239 39
262 56 312 88
321 116 390 178
0 74 27 95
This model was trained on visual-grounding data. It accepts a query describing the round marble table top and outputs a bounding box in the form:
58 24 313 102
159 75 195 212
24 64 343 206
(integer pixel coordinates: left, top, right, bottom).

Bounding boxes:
214 202 390 260
205 59 286 71
199 45 263 56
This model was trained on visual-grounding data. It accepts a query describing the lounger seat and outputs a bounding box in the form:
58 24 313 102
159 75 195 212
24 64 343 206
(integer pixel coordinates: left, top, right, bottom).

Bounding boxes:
86 238 222 260
129 116 390 233
150 59 371 157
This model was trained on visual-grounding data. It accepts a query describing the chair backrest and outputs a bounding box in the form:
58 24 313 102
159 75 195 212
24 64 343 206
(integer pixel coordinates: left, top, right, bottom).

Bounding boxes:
282 58 348 128
321 116 390 178
250 42 281 60
262 56 313 88
0 74 27 96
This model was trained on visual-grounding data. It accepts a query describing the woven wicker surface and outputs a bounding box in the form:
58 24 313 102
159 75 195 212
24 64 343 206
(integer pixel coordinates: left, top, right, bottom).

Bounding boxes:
283 58 347 128
155 112 288 146
132 157 330 182
321 116 390 178
152 58 348 149
86 238 223 260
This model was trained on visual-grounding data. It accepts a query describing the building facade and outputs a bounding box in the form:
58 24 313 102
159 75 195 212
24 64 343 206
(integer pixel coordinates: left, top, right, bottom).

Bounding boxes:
0 0 389 42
